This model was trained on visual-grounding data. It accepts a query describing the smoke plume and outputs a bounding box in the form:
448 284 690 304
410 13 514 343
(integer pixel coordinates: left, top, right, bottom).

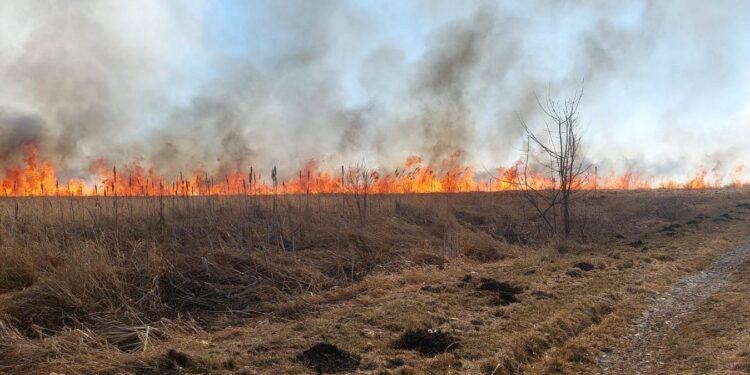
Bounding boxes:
0 0 748 181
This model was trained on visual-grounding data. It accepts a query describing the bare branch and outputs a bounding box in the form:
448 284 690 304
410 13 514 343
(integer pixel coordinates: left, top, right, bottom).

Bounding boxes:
515 83 588 237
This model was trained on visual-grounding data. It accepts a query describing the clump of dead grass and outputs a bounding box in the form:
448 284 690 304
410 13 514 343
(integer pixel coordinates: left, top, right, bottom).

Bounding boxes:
494 294 618 374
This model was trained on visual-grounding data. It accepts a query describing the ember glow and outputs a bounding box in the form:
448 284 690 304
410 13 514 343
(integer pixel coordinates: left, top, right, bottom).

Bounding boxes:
1 145 746 197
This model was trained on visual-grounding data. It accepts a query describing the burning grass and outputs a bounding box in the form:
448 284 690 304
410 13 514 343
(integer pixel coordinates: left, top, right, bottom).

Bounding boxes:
2 144 748 198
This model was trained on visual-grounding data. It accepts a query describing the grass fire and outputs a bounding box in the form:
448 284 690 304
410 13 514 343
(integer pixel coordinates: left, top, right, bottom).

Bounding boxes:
2 144 746 197
2 1 750 375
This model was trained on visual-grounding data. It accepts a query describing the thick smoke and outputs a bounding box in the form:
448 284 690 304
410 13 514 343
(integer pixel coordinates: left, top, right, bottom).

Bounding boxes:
0 1 193 174
411 7 493 164
0 0 748 180
0 110 47 159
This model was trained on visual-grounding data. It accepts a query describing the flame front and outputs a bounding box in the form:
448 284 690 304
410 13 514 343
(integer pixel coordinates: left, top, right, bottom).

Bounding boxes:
1 145 747 197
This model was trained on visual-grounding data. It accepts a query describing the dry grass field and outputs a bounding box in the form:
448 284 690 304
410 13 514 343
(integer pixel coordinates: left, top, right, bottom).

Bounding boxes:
1 189 750 374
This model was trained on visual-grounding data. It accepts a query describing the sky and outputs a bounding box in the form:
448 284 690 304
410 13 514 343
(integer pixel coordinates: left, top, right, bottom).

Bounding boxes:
0 0 749 181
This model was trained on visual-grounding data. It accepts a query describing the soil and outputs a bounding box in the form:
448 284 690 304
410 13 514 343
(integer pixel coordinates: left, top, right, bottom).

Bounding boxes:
133 350 200 375
628 239 645 248
296 343 360 374
478 278 524 305
167 349 191 368
393 329 459 357
574 262 595 271
659 224 682 232
477 278 523 294
566 268 584 278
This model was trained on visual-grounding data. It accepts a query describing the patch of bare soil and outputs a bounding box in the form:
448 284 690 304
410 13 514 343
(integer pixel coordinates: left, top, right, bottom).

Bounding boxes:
296 343 360 374
133 349 211 375
597 241 750 374
477 278 524 305
574 262 596 271
393 329 459 357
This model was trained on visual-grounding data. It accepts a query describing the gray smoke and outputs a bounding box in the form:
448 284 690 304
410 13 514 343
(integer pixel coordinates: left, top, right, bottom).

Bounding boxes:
0 110 47 160
0 0 747 181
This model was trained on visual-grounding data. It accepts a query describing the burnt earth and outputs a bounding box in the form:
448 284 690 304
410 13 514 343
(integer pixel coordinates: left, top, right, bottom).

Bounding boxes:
137 349 203 375
167 349 191 368
566 268 584 278
394 329 459 357
660 223 682 232
296 343 360 374
628 239 645 248
574 262 596 271
478 278 523 305
478 278 523 294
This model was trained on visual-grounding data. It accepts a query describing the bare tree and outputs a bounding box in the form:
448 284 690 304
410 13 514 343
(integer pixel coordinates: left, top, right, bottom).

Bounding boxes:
346 162 372 228
517 87 589 237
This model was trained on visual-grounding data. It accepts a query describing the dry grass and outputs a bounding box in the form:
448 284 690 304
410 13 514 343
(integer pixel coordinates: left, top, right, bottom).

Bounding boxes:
643 258 750 374
0 189 749 374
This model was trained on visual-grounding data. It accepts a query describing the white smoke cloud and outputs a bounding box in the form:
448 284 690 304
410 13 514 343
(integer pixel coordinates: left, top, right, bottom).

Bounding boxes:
0 0 748 181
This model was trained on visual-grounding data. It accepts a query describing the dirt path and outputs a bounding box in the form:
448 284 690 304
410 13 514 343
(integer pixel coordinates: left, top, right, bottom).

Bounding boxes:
597 240 750 374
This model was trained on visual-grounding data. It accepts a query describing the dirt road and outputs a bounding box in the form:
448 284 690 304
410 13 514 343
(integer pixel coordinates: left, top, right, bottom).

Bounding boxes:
597 241 750 374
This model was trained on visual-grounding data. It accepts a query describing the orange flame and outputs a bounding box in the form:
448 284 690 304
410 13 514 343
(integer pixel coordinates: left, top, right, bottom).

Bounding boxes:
1 145 748 197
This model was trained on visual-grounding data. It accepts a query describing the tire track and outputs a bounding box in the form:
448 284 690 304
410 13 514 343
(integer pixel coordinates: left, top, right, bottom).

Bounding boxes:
597 241 750 374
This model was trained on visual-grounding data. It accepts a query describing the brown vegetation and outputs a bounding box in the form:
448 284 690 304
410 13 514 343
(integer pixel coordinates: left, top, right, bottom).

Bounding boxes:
0 189 749 373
